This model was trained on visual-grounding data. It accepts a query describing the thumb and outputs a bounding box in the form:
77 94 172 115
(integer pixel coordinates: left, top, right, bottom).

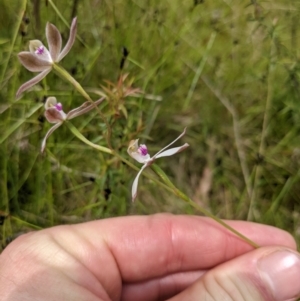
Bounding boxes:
169 247 300 301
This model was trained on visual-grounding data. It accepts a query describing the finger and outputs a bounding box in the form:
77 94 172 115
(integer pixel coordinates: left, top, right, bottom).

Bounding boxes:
65 214 296 282
121 271 205 301
168 247 300 301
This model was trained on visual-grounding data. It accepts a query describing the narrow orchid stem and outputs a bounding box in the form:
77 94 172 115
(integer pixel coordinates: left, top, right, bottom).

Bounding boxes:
151 164 260 249
66 122 112 155
53 63 92 101
11 216 43 230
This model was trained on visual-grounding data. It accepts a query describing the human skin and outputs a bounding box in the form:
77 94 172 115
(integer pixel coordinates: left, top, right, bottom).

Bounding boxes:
0 214 299 301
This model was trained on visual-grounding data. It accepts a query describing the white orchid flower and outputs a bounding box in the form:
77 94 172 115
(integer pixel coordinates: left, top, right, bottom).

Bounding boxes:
41 96 104 152
127 128 189 201
16 17 77 98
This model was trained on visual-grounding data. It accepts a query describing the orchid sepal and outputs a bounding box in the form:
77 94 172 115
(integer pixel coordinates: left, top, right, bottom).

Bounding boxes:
18 51 52 72
152 127 187 158
67 98 105 120
131 165 148 201
16 69 51 99
46 22 62 61
58 17 77 61
154 143 189 159
41 122 63 153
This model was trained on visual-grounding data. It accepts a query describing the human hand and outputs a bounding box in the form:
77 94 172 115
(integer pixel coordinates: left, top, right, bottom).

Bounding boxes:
0 214 299 301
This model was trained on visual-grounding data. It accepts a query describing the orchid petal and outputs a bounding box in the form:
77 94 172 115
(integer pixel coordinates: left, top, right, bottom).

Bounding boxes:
41 122 63 153
67 97 105 120
155 143 189 159
18 52 52 72
44 96 58 109
132 164 148 201
16 68 51 99
58 17 77 61
46 22 62 62
153 127 187 158
44 107 66 123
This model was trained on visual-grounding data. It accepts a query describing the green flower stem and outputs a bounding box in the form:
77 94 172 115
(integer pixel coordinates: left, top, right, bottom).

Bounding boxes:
53 63 113 149
53 64 92 101
11 216 43 230
151 164 260 249
66 122 112 154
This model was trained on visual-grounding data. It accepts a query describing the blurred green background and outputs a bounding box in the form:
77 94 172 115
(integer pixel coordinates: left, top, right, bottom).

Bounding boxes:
1 0 300 249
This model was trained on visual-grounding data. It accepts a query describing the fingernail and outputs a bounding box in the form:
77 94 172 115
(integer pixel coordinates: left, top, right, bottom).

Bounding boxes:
258 250 300 301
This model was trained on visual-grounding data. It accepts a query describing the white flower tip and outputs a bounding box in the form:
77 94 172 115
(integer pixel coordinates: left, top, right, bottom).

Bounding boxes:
182 142 189 150
131 172 139 202
15 89 23 100
41 140 46 153
179 127 187 139
132 193 137 202
130 165 147 202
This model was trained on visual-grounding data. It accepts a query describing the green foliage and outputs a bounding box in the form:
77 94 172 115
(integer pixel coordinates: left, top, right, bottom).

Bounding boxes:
0 0 300 249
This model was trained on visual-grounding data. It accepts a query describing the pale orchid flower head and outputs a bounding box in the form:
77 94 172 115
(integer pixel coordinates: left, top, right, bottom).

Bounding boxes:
16 17 77 98
41 96 105 153
128 128 189 201
44 96 67 123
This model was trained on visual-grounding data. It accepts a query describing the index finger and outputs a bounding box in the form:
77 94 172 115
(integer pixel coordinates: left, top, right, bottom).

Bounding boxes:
72 214 296 282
